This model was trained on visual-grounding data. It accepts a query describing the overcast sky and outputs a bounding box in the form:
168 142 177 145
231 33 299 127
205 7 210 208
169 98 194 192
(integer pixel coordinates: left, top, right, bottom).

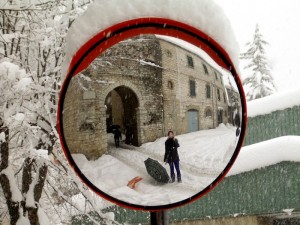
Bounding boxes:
215 0 300 92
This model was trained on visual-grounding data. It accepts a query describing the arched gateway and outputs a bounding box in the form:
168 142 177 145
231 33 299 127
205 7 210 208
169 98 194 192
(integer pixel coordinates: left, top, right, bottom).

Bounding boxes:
102 82 143 147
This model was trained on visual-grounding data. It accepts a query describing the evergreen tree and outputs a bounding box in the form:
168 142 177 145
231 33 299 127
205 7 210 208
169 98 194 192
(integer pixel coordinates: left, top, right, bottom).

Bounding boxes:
240 24 276 101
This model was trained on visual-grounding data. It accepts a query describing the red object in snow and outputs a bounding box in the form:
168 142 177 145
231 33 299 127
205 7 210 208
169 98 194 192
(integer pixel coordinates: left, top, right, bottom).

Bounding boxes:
127 176 143 189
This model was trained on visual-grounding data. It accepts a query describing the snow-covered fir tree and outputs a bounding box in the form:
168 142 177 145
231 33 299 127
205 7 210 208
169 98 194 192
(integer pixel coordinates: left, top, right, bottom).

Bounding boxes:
240 24 276 101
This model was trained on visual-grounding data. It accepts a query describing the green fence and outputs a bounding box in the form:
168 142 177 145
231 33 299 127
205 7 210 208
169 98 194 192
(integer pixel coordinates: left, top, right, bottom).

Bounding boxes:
73 161 300 224
72 104 300 224
244 105 300 146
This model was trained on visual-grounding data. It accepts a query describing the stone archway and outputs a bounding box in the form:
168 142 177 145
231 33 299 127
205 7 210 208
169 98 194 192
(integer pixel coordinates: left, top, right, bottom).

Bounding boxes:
105 86 139 146
98 81 145 149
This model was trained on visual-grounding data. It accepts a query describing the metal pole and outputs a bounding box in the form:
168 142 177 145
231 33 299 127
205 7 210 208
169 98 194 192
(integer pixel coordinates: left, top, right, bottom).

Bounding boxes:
150 211 169 225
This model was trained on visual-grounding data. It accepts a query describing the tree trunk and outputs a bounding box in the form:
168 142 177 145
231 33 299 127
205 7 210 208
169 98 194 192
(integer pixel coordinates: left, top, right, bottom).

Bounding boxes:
0 127 20 225
1 126 49 225
21 157 48 225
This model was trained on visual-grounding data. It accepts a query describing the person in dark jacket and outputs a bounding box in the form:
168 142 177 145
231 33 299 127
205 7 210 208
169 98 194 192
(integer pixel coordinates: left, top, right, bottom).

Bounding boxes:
113 128 122 147
164 130 181 183
125 126 133 145
234 112 241 137
234 112 241 128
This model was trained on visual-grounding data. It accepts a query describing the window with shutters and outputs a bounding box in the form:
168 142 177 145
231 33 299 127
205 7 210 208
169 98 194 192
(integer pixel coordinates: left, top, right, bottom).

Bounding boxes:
205 108 212 118
206 84 211 98
167 80 174 90
190 80 196 97
202 63 209 74
214 71 218 80
187 55 194 68
217 89 221 101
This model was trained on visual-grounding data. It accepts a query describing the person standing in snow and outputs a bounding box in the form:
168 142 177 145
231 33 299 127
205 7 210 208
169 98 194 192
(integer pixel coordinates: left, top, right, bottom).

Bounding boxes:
234 112 241 128
164 130 181 183
234 112 241 136
125 126 133 145
113 128 122 147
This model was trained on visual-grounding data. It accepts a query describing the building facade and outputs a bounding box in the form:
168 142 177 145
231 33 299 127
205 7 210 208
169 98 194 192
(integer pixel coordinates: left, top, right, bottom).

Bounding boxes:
159 37 229 134
63 35 232 159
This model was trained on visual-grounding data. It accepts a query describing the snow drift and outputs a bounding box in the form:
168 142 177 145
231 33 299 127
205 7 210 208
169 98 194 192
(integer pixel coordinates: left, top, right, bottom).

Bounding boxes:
227 136 300 176
247 88 300 117
73 125 238 206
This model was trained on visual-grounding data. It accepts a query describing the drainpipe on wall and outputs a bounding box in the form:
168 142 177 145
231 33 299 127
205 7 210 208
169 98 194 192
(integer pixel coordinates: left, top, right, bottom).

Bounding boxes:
211 82 215 128
161 95 165 137
215 81 219 126
175 47 181 134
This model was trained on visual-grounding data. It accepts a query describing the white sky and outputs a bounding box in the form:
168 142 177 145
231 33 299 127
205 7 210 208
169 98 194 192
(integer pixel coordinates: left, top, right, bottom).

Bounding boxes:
215 0 300 92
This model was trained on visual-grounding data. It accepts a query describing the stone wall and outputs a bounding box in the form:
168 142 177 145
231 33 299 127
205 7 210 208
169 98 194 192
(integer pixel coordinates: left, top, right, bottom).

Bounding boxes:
63 75 107 160
63 35 163 159
159 38 229 135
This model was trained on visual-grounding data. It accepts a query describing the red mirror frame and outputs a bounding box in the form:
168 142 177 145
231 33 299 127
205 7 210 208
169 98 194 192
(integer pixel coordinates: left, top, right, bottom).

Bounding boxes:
57 17 247 211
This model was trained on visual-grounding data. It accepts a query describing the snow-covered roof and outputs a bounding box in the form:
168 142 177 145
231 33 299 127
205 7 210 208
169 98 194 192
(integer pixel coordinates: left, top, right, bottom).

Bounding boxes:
247 88 300 117
227 136 300 176
62 0 240 80
156 35 226 74
156 35 239 95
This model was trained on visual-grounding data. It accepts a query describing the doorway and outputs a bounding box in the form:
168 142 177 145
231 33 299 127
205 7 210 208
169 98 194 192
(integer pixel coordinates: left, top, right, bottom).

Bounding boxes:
105 86 139 146
187 109 199 133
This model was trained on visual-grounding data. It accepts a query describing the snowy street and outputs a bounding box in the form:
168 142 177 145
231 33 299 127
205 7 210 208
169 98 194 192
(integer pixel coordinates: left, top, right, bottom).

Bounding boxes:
73 124 238 206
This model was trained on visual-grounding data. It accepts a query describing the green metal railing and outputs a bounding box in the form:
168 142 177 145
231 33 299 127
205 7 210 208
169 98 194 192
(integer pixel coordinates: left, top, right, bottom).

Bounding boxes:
72 161 300 224
244 105 300 146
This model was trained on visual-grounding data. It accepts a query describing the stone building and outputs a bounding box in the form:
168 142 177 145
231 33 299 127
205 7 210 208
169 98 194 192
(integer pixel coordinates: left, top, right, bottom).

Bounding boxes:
63 35 232 159
159 35 229 134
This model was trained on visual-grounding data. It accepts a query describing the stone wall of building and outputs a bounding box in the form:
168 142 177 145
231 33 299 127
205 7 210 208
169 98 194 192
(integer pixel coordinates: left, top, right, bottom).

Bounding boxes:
63 76 105 160
63 35 163 159
159 38 229 135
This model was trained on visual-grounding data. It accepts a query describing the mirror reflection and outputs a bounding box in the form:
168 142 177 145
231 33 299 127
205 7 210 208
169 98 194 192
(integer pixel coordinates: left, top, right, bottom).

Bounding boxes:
62 34 242 206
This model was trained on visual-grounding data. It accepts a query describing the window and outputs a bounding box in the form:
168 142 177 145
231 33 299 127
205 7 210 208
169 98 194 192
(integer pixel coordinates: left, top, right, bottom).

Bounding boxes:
202 63 208 75
218 109 223 124
217 89 221 101
205 108 212 118
166 49 172 57
214 71 218 80
187 55 194 68
167 80 174 90
223 93 226 102
206 84 211 98
190 80 196 97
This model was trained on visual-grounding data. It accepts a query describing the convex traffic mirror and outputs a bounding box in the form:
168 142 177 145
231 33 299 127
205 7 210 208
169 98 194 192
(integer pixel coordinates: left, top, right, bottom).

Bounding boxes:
58 18 247 211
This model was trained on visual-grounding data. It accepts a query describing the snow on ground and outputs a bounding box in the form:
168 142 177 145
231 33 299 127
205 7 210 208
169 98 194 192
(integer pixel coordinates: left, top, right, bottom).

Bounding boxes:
227 136 300 176
73 124 238 206
247 87 300 117
62 0 240 79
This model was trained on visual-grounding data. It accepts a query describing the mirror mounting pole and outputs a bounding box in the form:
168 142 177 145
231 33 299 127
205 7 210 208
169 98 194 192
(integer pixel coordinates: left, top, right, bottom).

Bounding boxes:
150 211 169 225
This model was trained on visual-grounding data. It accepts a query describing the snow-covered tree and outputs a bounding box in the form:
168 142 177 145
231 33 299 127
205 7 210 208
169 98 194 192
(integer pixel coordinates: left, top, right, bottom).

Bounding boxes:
0 1 120 224
240 24 276 101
